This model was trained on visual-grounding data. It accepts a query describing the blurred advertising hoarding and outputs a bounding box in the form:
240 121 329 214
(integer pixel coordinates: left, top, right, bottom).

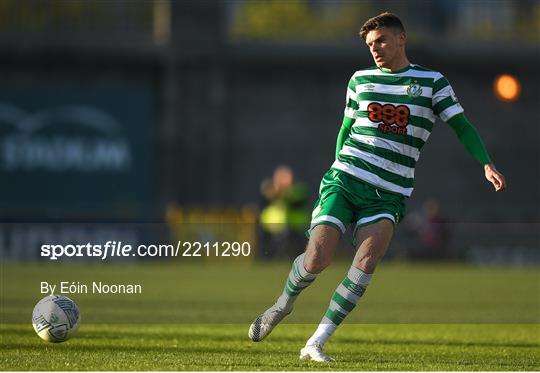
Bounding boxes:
0 83 153 219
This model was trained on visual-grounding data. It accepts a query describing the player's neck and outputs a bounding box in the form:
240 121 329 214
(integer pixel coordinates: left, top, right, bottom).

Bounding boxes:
381 56 410 72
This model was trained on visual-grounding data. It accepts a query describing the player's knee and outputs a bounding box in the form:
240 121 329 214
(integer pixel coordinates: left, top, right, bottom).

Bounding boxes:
303 225 340 273
354 253 382 273
303 253 330 274
304 241 333 273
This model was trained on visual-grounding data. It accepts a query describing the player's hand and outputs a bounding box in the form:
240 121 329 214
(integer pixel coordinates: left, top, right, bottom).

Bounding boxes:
484 163 506 192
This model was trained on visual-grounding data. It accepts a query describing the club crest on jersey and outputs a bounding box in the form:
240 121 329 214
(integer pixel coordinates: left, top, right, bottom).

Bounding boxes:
406 82 423 98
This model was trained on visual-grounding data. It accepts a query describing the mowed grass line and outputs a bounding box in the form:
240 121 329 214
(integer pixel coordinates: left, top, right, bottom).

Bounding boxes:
1 323 539 370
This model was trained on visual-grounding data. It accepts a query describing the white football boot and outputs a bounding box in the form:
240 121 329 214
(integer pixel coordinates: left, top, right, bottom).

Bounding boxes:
248 304 292 342
299 341 335 362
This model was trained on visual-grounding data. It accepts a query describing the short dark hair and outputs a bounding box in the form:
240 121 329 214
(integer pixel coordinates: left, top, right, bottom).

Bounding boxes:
359 12 405 40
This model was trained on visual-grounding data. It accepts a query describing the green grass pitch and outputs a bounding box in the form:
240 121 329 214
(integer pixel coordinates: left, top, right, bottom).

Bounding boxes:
1 261 539 370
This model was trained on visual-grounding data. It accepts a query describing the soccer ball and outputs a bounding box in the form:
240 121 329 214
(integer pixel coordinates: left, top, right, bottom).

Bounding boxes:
32 295 80 342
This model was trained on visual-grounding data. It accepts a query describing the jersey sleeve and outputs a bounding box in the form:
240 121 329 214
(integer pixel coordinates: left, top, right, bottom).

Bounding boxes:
447 113 492 165
344 76 358 119
335 116 354 158
432 74 464 122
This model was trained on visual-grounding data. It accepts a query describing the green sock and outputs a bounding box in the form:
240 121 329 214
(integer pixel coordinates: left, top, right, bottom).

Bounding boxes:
306 265 372 346
275 253 317 311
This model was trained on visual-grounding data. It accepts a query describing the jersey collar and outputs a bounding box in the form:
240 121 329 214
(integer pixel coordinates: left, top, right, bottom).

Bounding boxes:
378 64 412 74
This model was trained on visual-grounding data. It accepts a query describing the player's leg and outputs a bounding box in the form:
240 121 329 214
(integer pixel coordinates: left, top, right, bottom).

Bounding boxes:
277 224 340 309
248 224 341 342
302 224 341 273
249 177 353 342
351 218 394 272
300 219 394 362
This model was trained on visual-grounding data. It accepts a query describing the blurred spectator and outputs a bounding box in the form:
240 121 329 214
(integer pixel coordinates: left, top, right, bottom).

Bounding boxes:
405 199 451 260
259 165 309 259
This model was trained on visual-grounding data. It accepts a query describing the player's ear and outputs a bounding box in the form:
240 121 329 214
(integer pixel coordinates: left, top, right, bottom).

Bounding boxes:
399 32 406 46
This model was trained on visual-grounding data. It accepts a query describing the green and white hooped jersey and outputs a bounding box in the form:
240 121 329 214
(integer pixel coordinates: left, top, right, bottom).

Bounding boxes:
332 64 464 197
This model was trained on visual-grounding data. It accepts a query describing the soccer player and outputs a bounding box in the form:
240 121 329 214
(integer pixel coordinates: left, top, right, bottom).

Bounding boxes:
248 12 507 362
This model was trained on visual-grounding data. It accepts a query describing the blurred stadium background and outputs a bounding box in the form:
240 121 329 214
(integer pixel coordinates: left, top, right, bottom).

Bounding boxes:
0 0 538 264
1 3 539 369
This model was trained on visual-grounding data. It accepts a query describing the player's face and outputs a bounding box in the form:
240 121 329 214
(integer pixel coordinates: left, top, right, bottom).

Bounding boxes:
365 27 405 69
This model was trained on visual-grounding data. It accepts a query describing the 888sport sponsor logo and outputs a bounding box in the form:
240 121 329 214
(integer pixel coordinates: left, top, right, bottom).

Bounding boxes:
367 102 410 136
